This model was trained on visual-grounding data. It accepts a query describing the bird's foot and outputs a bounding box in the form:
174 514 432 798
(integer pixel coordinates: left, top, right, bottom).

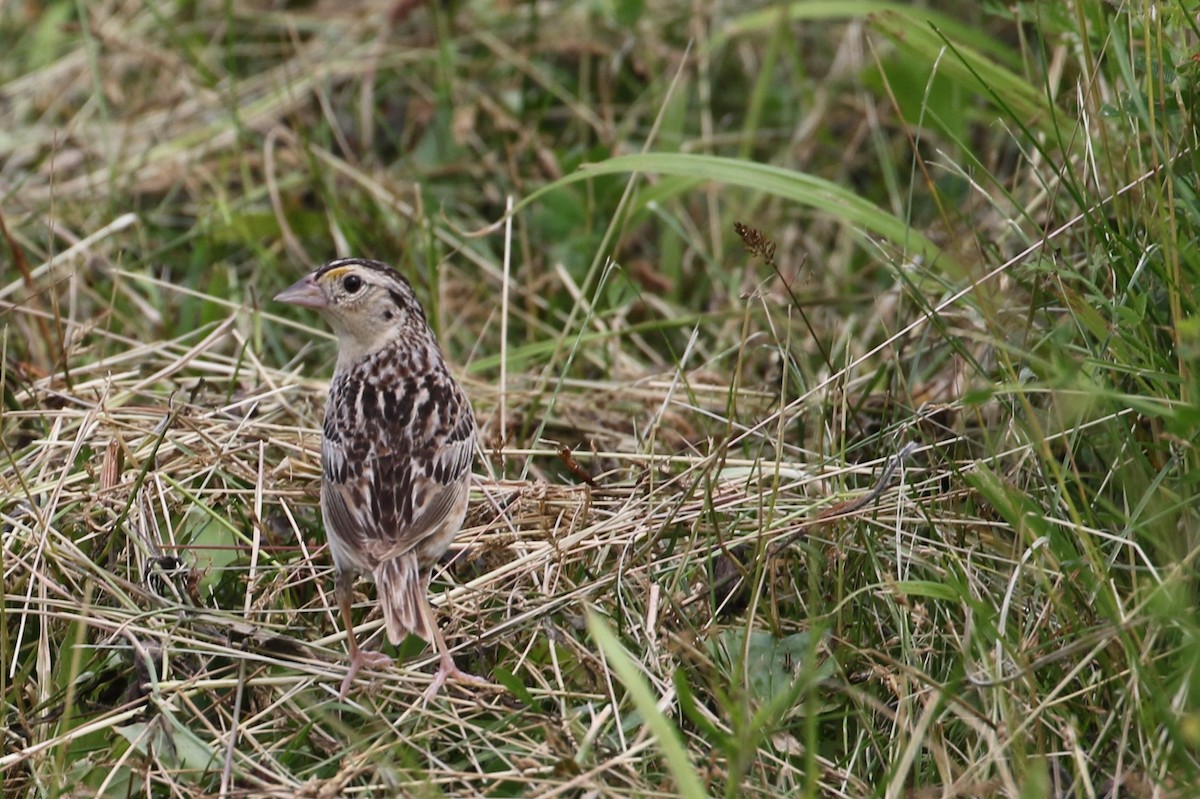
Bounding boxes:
421 654 501 704
338 649 393 700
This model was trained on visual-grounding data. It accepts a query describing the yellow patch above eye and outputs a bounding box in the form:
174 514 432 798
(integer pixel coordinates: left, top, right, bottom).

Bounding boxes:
321 267 353 283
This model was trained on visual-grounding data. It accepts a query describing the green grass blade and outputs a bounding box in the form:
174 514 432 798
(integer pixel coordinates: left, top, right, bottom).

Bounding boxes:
588 611 710 799
518 152 949 268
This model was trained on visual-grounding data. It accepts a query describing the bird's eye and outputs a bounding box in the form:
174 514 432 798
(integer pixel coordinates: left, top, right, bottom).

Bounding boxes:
343 274 363 294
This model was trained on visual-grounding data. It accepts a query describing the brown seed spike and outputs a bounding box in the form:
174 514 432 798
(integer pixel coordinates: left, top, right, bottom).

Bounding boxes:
557 445 598 487
733 222 777 263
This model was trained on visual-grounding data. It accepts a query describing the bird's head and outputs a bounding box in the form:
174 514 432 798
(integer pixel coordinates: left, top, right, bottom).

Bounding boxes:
275 258 431 362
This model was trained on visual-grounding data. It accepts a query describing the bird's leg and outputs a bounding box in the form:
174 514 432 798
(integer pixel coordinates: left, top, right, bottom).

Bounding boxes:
419 594 495 703
336 570 391 700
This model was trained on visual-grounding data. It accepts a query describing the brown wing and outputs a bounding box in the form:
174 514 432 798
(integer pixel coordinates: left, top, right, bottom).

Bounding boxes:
320 347 475 572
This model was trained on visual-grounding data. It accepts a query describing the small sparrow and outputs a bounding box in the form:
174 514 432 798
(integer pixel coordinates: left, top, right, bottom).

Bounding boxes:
276 257 481 700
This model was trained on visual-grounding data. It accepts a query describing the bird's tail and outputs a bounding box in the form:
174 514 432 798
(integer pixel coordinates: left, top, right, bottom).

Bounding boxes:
372 554 431 645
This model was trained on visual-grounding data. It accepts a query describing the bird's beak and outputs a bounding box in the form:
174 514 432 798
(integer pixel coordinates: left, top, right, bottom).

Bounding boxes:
274 274 327 309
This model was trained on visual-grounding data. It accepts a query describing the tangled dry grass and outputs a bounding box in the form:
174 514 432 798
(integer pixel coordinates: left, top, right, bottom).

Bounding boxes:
3 289 936 796
5 1 1199 797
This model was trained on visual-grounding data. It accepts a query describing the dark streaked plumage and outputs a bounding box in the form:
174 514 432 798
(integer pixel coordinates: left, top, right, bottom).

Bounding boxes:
276 257 479 700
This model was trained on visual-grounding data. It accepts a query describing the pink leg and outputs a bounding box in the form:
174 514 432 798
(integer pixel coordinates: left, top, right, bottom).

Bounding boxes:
419 596 495 703
336 571 392 700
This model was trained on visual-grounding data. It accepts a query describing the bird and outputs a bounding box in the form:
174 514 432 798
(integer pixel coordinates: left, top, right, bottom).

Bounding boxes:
275 257 482 700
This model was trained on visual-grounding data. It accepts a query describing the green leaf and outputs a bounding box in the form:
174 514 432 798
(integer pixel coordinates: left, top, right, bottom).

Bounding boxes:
870 11 1059 135
893 580 962 601
673 668 731 754
518 152 948 269
493 666 537 707
587 612 710 799
711 629 834 706
721 2 1021 69
613 0 645 27
115 715 218 776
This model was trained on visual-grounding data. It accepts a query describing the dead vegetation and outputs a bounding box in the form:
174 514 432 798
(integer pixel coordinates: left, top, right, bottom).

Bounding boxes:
3 1 1196 797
